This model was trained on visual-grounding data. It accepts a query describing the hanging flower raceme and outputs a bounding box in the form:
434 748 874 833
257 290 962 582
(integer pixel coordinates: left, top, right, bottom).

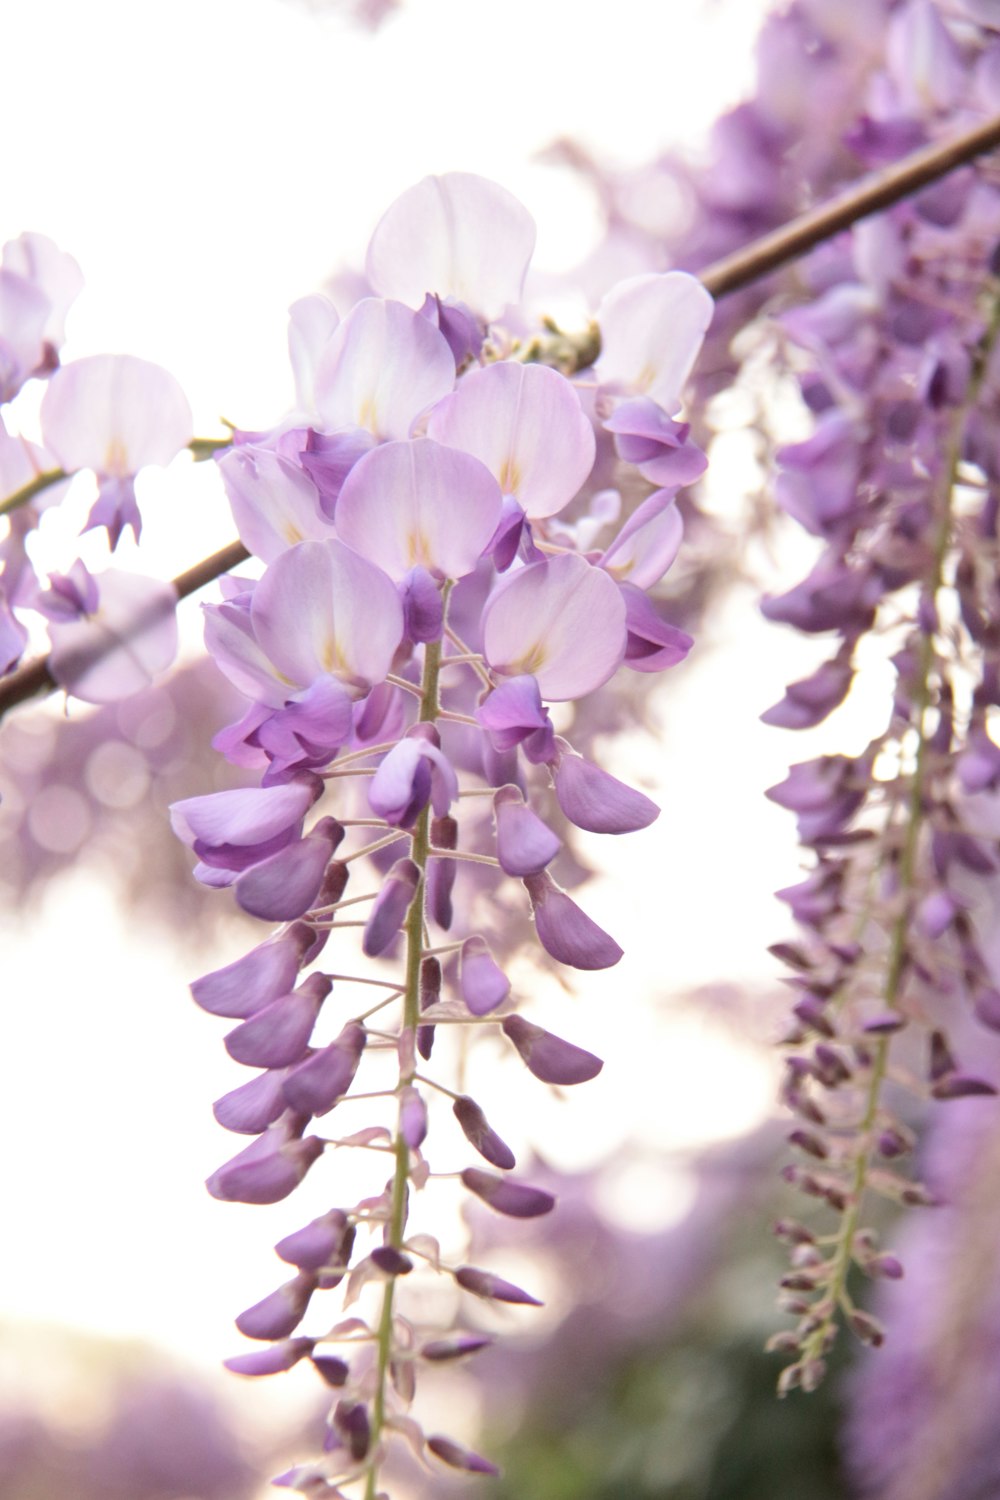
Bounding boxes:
754 2 1000 1395
172 170 711 1493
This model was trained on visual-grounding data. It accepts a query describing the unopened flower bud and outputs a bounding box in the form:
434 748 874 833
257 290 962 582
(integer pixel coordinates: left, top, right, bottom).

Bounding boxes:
459 935 510 1015
225 1338 315 1377
501 1014 602 1084
461 1167 555 1218
452 1095 516 1169
363 858 420 956
427 1435 500 1476
455 1265 542 1305
236 1272 317 1340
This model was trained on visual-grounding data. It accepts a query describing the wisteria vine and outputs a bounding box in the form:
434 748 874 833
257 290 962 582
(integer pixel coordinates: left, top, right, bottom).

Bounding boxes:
7 3 1000 1489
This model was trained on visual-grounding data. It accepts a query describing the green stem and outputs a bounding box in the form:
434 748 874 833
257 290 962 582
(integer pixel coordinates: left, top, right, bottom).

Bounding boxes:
0 437 231 522
364 588 450 1499
0 467 66 517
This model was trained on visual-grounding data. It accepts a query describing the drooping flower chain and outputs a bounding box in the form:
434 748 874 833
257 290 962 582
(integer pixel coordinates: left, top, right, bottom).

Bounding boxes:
168 173 711 1494
757 5 1000 1391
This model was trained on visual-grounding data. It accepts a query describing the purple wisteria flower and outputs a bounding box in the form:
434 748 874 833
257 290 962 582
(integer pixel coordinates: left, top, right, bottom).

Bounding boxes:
41 354 193 547
165 167 710 1495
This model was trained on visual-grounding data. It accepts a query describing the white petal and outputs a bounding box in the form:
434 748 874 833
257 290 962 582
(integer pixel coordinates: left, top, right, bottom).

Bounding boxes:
313 298 455 441
427 362 595 520
366 173 536 319
219 446 332 562
41 354 193 476
251 539 403 691
483 554 626 701
335 437 501 581
596 272 713 414
48 571 178 703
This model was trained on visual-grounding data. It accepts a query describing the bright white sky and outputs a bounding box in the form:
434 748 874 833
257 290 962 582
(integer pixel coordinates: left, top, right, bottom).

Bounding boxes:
0 0 823 1467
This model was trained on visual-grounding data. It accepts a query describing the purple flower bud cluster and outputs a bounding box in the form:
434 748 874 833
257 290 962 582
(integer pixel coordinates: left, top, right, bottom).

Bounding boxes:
173 172 709 1492
753 2 1000 1387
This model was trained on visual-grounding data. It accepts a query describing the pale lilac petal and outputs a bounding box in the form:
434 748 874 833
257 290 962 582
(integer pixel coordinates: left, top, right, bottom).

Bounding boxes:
282 1022 366 1116
399 1084 427 1148
41 354 192 475
599 490 684 589
0 270 49 400
365 173 536 319
276 1210 352 1271
203 596 291 711
552 746 659 834
251 539 403 693
368 739 432 827
483 554 627 701
254 676 356 775
300 427 376 517
452 1095 516 1169
224 974 329 1069
362 858 419 956
335 438 502 581
475 674 554 761
427 362 595 520
400 565 444 643
888 0 964 113
194 825 297 875
288 293 340 415
170 777 320 849
37 560 98 620
501 1014 603 1084
493 784 561 875
596 272 713 414
2 232 83 346
369 733 457 826
219 447 331 562
85 475 142 549
313 298 455 441
224 1338 315 1376
621 584 693 672
461 1167 555 1218
206 1120 324 1204
523 871 623 970
234 817 342 921
236 1272 316 1339
459 935 510 1015
213 1067 294 1134
48 571 178 704
189 930 310 1026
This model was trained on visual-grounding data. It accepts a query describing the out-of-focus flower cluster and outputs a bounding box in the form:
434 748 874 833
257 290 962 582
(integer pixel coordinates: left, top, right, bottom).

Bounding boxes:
536 0 1000 1402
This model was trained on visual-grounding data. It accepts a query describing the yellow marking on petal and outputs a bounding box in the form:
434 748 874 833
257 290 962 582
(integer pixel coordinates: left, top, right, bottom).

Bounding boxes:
357 395 380 435
104 437 130 478
321 635 341 674
510 642 547 676
283 523 305 545
407 531 432 567
636 363 656 393
498 455 521 494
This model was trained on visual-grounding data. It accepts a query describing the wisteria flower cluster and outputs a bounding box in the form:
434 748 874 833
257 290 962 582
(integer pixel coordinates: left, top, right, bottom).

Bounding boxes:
165 173 711 1493
742 0 1000 1388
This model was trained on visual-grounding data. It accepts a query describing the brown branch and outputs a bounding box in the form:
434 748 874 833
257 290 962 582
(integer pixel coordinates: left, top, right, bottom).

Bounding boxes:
3 112 1000 719
0 539 249 714
700 111 1000 297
